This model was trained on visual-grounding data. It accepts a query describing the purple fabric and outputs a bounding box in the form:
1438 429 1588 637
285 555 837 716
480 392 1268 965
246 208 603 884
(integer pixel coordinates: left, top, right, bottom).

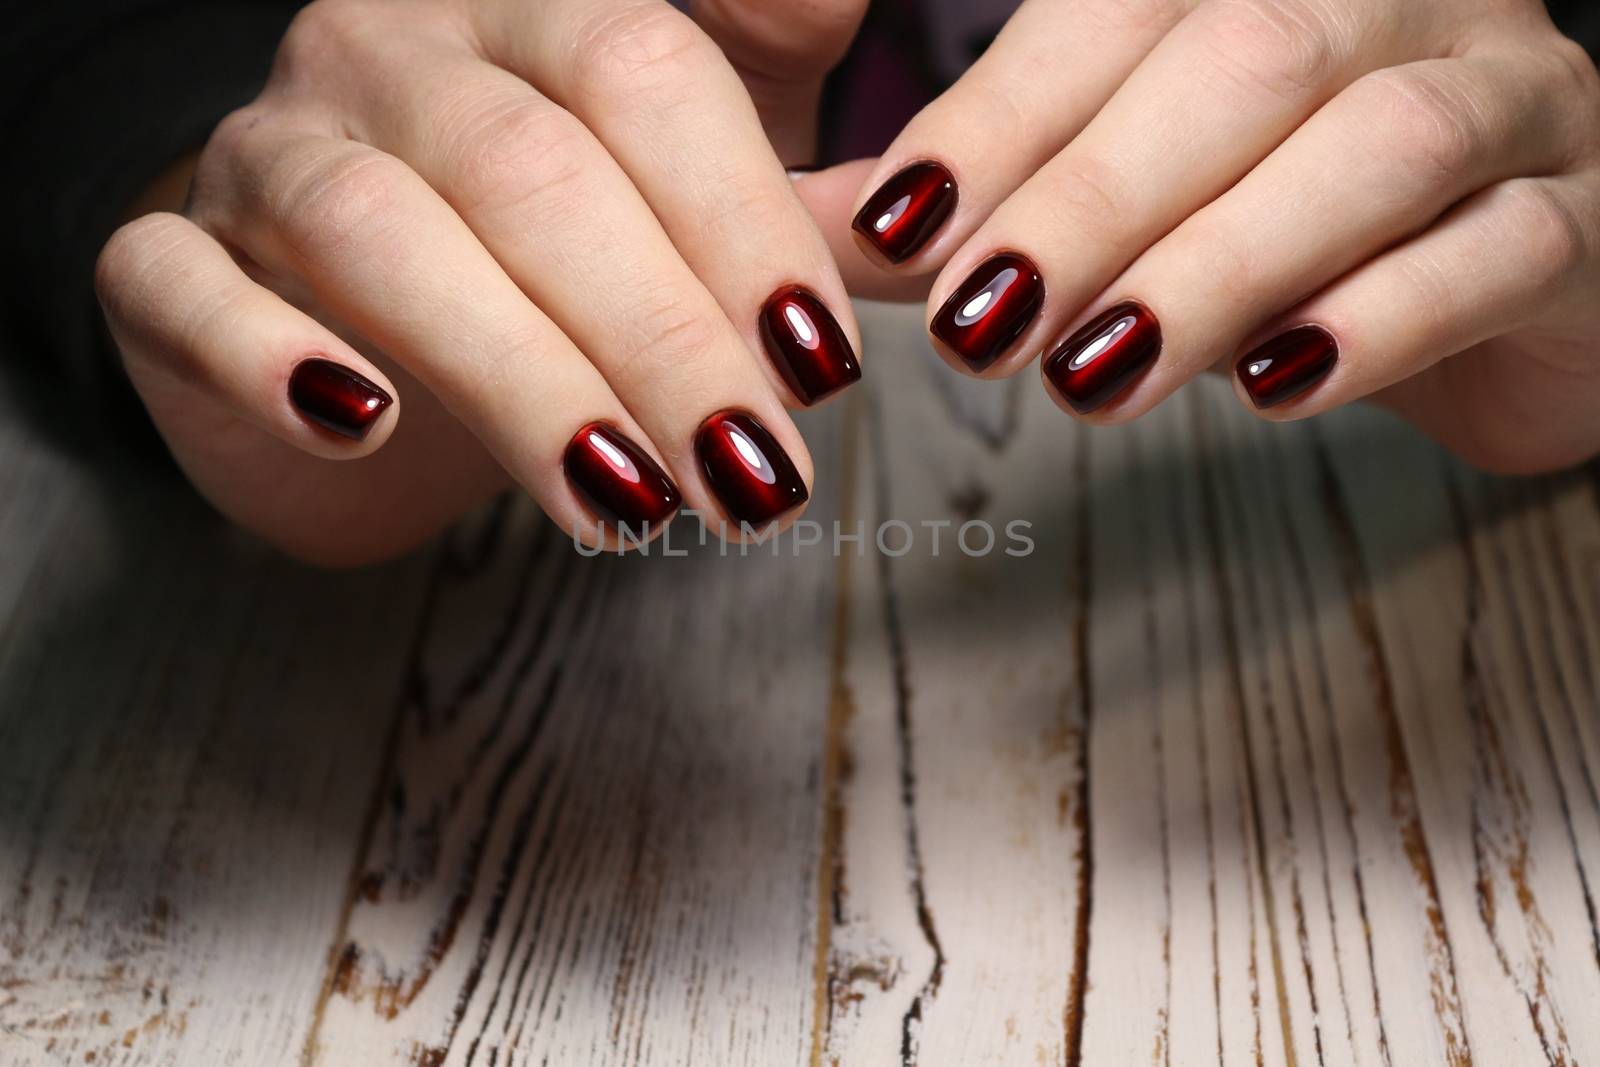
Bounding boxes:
824 0 1018 161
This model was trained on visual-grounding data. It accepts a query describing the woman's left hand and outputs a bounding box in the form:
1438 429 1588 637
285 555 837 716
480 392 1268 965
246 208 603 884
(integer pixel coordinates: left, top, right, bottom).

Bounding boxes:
807 0 1600 473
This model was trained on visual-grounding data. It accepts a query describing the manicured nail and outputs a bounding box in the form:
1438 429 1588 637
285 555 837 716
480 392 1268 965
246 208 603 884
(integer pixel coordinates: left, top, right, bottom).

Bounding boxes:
288 357 392 440
562 422 681 533
694 410 809 526
759 286 861 405
852 161 958 264
1043 302 1162 415
930 253 1044 372
1237 326 1338 409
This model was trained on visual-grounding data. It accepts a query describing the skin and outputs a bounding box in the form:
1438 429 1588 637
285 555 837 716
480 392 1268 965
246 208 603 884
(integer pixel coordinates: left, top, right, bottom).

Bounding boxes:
100 0 1600 567
798 0 1600 475
95 0 869 565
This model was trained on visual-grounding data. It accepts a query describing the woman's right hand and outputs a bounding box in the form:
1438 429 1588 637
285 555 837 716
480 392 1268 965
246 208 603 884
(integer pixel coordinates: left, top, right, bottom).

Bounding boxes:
95 0 866 565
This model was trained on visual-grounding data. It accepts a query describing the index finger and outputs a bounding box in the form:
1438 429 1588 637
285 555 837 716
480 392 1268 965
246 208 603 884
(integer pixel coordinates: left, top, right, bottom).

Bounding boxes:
471 0 864 407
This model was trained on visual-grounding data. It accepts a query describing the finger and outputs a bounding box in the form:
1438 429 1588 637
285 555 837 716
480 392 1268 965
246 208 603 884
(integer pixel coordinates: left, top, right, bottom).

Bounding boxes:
688 0 869 165
1041 51 1579 419
95 211 399 459
468 0 861 409
313 52 813 532
846 0 1188 272
790 160 935 302
197 122 685 549
1229 177 1592 443
927 0 1411 377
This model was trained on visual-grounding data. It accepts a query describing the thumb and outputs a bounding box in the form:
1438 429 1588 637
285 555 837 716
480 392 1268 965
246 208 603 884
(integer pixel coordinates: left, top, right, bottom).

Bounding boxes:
689 0 870 166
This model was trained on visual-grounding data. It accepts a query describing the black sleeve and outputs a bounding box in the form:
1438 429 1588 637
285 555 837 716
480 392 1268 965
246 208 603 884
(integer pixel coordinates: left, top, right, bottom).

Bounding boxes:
0 0 303 398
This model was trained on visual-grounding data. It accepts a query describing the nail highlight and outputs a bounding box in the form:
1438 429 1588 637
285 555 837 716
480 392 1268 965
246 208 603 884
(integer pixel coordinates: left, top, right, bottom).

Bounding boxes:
563 422 681 534
1043 302 1162 414
852 161 958 264
288 358 392 440
1237 326 1339 408
759 286 861 405
931 253 1044 372
694 410 808 527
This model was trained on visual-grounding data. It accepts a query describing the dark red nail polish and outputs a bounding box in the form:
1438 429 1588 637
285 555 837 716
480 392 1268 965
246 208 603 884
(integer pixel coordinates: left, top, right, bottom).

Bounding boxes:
288 358 392 440
563 422 681 532
1236 326 1338 408
852 161 958 264
930 253 1044 372
1043 302 1162 414
694 410 808 526
759 286 861 405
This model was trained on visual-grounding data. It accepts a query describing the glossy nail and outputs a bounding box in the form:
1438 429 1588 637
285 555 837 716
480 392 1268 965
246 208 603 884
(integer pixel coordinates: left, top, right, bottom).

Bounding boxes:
759 286 861 405
288 358 392 440
563 422 681 533
694 410 808 527
1237 326 1339 409
852 161 958 264
1043 302 1162 415
931 253 1044 372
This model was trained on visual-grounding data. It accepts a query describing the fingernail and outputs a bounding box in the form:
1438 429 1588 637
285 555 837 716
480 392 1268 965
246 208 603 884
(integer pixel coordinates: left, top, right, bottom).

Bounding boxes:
930 253 1044 372
289 357 392 440
759 286 861 405
786 164 820 180
694 410 809 526
1043 302 1162 415
1236 326 1338 408
852 161 958 264
563 422 681 533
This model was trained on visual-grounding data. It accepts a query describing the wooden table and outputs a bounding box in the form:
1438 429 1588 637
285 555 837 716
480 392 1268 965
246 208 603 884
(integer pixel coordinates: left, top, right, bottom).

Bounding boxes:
2 303 1598 1066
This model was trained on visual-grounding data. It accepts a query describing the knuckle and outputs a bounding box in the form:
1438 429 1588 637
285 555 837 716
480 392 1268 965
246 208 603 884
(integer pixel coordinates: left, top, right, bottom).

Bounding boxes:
275 147 414 260
275 0 458 85
614 296 722 385
1199 0 1345 101
278 0 368 69
567 3 715 102
1349 67 1480 186
1390 247 1455 337
95 213 188 308
1092 0 1186 35
205 105 269 165
1545 33 1600 97
1542 35 1600 154
1499 181 1587 282
193 105 270 203
692 170 790 245
1045 154 1135 237
1179 218 1260 306
443 96 594 215
949 74 1042 152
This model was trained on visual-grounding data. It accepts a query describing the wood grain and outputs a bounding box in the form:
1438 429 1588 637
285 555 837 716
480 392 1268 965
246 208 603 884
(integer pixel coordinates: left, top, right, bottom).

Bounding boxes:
1 303 1597 1065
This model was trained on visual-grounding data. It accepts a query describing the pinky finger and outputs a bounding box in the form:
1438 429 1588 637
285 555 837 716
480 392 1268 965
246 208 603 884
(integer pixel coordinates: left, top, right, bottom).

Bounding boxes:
1230 177 1592 423
95 211 400 460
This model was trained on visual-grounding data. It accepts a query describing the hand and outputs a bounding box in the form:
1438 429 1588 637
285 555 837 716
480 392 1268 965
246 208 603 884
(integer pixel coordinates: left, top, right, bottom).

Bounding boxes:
805 0 1600 473
95 0 866 565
